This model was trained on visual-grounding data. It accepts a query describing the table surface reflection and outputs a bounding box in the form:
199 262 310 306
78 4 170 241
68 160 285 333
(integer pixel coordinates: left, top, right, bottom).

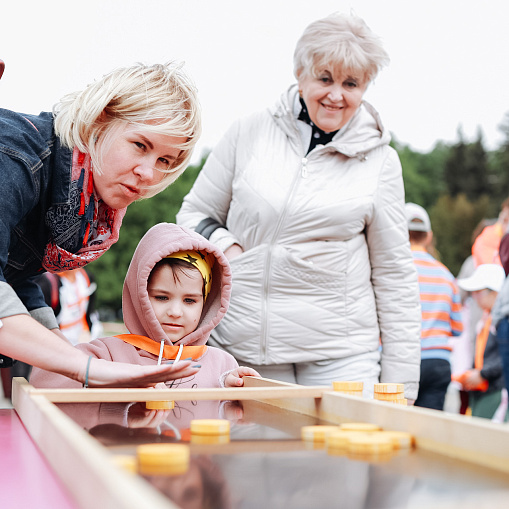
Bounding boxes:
56 399 509 509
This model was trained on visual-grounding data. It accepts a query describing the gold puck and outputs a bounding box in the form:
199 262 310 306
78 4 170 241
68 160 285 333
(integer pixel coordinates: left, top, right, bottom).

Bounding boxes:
301 425 340 442
374 383 404 394
347 434 394 454
332 381 364 392
146 401 175 410
190 419 230 436
340 422 382 432
137 444 190 476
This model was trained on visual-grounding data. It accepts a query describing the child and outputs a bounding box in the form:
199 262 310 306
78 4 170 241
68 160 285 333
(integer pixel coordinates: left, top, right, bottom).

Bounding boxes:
31 223 259 389
405 202 463 411
455 263 508 421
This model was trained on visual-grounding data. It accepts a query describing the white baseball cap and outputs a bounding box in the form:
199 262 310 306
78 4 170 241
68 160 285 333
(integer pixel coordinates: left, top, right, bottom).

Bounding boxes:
457 263 506 292
405 203 431 232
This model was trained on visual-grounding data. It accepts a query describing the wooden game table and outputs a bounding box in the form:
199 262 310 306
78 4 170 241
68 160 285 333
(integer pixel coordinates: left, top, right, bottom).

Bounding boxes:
9 377 509 508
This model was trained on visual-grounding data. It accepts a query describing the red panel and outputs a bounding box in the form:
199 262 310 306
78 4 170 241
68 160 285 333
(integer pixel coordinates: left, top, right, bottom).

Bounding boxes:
0 409 78 509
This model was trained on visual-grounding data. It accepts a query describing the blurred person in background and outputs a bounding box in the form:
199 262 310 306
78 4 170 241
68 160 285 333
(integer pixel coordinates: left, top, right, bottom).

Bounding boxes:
456 264 508 421
406 203 463 410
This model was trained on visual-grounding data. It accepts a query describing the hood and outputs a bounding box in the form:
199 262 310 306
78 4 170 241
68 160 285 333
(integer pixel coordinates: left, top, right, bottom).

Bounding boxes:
122 223 232 346
270 84 391 159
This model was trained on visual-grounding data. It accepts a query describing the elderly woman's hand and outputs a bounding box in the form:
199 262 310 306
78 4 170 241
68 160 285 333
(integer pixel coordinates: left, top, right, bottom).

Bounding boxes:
224 243 244 261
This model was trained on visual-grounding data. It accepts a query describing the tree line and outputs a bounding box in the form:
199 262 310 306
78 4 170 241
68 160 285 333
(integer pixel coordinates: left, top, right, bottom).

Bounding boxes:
87 118 509 317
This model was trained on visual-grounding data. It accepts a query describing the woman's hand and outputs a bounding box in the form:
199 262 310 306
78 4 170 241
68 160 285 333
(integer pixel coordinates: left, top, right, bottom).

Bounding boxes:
85 358 200 388
224 243 244 261
224 366 260 388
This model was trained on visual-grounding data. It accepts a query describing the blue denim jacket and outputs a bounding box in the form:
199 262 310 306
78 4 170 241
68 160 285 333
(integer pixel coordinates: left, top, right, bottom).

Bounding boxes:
0 108 73 327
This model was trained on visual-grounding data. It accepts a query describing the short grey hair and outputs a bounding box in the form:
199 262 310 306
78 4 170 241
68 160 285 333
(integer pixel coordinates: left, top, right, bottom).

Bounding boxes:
293 13 390 83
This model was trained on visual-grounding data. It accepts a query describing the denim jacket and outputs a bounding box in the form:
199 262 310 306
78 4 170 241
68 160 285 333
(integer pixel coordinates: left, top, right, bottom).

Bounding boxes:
0 108 73 329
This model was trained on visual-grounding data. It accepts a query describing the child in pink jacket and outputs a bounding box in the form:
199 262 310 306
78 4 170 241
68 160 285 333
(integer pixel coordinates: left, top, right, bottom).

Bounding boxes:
31 223 258 389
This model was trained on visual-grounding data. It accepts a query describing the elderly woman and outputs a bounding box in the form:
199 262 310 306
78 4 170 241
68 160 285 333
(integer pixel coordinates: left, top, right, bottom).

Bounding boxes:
0 62 202 387
177 13 421 400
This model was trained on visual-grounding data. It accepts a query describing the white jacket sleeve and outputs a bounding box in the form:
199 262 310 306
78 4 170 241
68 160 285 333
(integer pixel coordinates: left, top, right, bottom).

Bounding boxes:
366 148 421 400
177 121 242 253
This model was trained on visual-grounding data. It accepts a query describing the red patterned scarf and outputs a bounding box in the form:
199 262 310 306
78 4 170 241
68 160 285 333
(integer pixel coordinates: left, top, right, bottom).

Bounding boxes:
43 148 127 272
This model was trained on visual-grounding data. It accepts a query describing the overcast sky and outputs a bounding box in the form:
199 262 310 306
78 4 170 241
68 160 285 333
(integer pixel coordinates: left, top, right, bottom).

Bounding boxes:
2 0 509 163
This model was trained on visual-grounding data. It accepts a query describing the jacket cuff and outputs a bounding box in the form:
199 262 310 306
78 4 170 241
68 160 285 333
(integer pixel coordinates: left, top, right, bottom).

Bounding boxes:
403 382 419 401
210 228 241 253
30 306 59 330
219 369 235 388
0 281 30 319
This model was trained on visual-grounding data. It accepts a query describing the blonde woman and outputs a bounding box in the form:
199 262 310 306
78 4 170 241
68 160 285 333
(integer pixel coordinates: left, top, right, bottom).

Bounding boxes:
0 62 202 387
177 13 421 401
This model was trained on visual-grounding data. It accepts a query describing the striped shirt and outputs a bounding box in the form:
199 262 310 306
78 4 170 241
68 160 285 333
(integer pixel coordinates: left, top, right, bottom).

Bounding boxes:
411 245 463 361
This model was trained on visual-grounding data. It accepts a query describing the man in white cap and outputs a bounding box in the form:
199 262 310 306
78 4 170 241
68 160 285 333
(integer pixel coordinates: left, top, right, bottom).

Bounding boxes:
405 202 463 410
456 264 508 421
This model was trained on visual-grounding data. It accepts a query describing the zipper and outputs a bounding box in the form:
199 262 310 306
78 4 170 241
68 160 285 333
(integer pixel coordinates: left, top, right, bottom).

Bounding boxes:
301 157 308 178
260 156 308 362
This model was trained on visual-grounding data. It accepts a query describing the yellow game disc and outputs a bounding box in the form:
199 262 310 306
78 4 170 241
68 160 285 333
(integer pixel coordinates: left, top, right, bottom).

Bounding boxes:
111 455 137 474
332 381 364 392
392 398 408 405
348 451 393 463
190 419 230 436
374 383 404 394
137 444 190 476
301 425 340 442
146 401 175 410
340 422 382 432
191 434 230 445
379 431 414 449
347 434 394 454
374 392 405 401
326 430 371 450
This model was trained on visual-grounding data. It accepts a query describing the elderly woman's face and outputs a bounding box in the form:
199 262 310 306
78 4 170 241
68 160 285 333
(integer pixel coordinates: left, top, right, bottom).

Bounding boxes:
298 68 368 132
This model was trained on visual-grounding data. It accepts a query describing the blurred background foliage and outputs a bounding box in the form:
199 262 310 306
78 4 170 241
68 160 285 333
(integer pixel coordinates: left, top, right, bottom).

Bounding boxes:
88 118 509 318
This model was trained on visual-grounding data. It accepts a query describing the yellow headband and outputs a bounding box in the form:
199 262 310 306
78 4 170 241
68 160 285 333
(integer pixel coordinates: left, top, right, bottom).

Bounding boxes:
165 250 214 301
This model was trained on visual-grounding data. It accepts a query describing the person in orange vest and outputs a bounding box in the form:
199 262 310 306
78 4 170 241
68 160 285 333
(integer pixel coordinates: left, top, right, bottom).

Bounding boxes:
471 198 509 267
37 268 102 345
456 264 508 421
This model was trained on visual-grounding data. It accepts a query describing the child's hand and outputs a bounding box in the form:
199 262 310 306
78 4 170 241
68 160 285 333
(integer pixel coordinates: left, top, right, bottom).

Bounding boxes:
462 369 485 391
224 366 261 388
127 402 171 428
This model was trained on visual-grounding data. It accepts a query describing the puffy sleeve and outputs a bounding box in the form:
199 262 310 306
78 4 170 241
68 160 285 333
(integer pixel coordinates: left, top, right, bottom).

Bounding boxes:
177 120 242 253
366 147 422 400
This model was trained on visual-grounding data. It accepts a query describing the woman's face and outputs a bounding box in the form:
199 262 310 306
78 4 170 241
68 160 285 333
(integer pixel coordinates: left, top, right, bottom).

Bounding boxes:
298 68 368 133
93 123 186 209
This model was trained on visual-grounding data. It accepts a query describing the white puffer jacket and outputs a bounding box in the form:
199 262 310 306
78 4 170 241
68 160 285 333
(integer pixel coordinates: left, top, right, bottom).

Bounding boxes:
177 85 421 397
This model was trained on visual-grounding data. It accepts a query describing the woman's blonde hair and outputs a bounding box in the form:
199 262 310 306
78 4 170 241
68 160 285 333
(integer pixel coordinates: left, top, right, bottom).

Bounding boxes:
53 62 201 198
293 13 389 84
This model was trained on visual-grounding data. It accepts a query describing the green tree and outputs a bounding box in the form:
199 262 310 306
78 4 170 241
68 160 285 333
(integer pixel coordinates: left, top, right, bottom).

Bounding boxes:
430 193 491 275
489 113 509 203
396 139 449 209
443 128 490 201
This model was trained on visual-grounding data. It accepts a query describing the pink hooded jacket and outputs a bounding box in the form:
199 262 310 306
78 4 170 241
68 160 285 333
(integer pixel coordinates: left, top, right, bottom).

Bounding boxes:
31 223 239 389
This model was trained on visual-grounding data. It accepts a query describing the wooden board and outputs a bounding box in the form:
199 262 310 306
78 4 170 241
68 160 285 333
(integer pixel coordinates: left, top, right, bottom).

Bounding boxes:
25 382 329 403
244 377 509 474
11 376 509 509
11 378 178 509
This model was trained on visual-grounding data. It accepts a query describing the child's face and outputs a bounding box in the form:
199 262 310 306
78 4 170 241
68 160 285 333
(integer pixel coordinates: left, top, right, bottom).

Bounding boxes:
148 264 204 343
472 288 497 312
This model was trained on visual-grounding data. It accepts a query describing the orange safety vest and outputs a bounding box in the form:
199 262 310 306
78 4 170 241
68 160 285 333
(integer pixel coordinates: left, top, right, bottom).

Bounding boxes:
452 314 490 392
